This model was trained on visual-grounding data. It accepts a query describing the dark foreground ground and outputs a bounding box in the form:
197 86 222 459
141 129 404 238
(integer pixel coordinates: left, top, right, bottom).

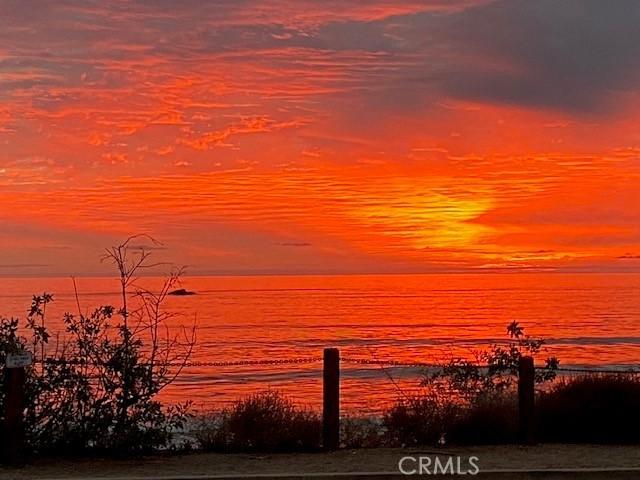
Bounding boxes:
1 445 639 480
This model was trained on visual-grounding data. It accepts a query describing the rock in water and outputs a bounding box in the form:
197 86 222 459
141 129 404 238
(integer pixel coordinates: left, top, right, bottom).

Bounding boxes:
168 288 196 296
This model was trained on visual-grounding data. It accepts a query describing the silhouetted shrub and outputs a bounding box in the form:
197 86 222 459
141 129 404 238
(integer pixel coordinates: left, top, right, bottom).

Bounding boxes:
192 412 230 452
340 416 384 449
195 391 321 452
383 391 519 447
538 374 640 444
449 392 518 444
383 395 461 446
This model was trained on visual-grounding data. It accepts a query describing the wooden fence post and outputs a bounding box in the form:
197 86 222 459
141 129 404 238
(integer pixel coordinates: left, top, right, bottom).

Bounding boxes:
323 347 340 451
2 365 26 465
518 355 535 445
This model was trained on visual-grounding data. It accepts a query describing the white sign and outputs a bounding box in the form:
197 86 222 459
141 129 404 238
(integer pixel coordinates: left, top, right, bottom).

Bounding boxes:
6 352 33 369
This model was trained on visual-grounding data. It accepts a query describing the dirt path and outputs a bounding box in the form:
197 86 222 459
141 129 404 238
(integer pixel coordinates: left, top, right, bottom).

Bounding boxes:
1 445 639 479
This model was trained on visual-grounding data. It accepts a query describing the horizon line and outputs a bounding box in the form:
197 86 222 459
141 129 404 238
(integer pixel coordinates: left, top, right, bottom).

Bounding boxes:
1 268 640 279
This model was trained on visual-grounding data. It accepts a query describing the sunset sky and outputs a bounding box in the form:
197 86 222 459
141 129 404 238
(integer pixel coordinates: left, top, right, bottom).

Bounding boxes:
1 0 640 276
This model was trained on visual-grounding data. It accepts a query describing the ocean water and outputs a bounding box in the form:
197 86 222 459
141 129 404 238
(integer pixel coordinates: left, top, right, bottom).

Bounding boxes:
0 273 639 412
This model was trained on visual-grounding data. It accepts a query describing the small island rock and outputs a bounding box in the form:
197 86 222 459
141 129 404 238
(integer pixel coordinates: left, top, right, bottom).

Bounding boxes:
168 288 196 296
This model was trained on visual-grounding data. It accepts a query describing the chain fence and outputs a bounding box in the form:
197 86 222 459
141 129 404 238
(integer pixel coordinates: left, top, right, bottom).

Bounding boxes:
15 353 640 416
33 357 321 368
30 355 640 374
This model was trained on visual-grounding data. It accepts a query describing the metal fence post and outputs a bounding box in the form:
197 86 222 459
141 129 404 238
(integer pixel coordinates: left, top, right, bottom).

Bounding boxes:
323 347 340 450
518 355 535 445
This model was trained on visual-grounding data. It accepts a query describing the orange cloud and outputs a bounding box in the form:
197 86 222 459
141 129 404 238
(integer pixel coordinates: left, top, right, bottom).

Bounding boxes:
1 1 640 275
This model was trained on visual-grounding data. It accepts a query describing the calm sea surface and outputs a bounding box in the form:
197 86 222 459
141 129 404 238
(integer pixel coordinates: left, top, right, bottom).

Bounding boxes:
0 273 639 412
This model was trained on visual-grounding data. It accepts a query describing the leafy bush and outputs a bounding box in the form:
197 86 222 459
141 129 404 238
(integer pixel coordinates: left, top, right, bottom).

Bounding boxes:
382 322 557 447
0 237 195 456
195 391 321 452
538 374 640 444
424 321 558 401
